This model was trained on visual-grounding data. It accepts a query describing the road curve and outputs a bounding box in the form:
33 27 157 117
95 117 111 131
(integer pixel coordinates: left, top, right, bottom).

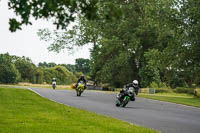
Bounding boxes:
29 88 200 133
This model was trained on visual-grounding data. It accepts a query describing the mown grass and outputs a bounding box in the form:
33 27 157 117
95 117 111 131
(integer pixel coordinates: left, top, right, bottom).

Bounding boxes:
0 87 158 133
139 93 200 108
0 83 71 90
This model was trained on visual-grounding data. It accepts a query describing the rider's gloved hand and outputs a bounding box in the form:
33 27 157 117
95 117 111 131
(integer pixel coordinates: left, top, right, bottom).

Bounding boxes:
135 90 138 95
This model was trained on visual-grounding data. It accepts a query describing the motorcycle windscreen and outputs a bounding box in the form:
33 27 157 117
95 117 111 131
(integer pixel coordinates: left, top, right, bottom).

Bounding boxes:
128 87 134 93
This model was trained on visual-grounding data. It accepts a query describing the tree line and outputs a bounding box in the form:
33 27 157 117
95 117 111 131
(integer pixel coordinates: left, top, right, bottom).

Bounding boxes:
7 0 200 89
0 53 90 85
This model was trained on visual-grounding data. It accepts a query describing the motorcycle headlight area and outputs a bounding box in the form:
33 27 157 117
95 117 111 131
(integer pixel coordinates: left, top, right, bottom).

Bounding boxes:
128 87 134 93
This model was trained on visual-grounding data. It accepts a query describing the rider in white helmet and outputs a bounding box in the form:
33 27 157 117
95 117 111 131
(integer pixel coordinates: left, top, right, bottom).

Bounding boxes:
132 80 139 88
118 80 140 101
52 78 56 89
128 80 139 95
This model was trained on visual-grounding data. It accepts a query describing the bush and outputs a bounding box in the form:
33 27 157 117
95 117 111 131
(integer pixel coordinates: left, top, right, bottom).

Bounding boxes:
155 88 172 93
0 53 20 83
102 86 114 91
0 62 20 84
150 82 168 89
102 84 115 91
32 68 44 84
194 89 200 98
149 82 171 93
174 87 194 94
14 56 36 82
43 66 77 85
150 82 159 89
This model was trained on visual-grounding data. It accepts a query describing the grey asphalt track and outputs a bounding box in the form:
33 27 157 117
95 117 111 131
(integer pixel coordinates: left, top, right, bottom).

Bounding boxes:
29 88 200 133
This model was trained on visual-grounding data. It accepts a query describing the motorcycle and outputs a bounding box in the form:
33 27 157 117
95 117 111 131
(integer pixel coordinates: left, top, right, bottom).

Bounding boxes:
76 81 85 96
116 87 135 107
52 81 56 90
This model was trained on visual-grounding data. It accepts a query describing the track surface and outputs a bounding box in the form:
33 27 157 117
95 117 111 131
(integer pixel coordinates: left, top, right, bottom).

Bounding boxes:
30 88 200 133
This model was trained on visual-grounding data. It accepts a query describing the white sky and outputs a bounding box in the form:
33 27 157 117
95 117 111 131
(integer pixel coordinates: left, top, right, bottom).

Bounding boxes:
0 0 92 65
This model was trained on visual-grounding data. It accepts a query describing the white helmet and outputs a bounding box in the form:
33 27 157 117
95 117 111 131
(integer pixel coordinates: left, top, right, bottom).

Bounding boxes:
133 80 138 87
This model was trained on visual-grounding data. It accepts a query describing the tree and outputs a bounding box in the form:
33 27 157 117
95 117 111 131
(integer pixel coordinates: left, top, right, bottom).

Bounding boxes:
38 62 48 67
48 62 57 67
37 0 181 88
37 15 100 53
13 56 36 82
32 68 44 84
8 0 99 32
38 62 57 68
88 0 179 87
8 0 200 88
0 53 20 84
43 66 77 85
75 58 90 74
178 0 200 87
59 64 76 73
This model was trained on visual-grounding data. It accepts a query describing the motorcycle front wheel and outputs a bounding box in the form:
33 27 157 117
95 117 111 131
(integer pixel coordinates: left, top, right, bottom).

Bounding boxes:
121 97 130 107
76 90 82 96
115 99 120 107
52 85 56 90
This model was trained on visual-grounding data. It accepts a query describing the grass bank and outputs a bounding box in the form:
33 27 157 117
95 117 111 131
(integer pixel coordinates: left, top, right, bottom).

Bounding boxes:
0 87 158 133
0 82 71 90
138 93 200 108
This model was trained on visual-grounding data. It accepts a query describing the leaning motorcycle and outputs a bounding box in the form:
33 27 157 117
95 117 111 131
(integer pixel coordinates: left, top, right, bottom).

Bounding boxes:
76 81 85 96
116 87 135 107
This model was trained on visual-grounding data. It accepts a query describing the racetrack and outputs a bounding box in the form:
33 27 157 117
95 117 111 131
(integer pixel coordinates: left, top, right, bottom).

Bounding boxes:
29 88 200 133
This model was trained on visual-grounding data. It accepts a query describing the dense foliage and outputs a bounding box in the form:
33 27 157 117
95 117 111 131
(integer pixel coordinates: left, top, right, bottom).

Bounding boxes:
8 0 99 32
0 53 91 85
0 54 20 83
8 0 200 89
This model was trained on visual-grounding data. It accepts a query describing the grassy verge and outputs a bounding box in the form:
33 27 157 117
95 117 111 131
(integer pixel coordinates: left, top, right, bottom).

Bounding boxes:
0 87 158 133
0 83 71 90
138 93 200 108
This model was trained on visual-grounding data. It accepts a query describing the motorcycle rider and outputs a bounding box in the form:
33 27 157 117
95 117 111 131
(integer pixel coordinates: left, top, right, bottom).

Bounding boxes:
76 75 87 89
118 80 139 101
52 78 56 89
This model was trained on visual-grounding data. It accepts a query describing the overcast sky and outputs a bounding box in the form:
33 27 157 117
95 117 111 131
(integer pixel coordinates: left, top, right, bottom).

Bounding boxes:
0 0 92 65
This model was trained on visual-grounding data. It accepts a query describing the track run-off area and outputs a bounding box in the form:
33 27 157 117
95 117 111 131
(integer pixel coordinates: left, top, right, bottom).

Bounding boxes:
29 88 200 133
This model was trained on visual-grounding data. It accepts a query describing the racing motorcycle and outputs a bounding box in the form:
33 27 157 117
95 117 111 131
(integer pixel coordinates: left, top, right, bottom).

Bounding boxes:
76 81 85 96
52 81 56 90
116 87 135 107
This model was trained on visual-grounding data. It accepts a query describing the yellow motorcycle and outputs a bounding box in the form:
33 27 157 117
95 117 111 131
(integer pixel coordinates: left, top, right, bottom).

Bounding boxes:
76 81 85 96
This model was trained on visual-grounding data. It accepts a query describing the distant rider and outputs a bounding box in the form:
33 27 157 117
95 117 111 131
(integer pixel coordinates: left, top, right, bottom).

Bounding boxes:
118 80 139 101
76 75 87 89
52 78 56 89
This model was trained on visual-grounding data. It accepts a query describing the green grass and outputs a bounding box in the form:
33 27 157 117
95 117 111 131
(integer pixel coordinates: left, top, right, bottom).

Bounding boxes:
139 93 200 108
0 83 72 90
0 87 158 133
